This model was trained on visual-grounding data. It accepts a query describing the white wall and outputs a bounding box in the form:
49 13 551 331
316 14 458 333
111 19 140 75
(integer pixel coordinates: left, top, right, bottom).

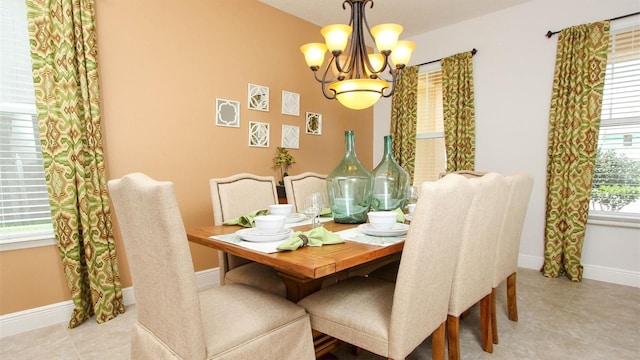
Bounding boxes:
374 0 640 287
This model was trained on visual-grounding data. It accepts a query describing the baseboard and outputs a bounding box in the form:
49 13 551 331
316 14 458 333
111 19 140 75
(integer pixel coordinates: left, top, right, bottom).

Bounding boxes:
0 267 220 339
518 254 639 288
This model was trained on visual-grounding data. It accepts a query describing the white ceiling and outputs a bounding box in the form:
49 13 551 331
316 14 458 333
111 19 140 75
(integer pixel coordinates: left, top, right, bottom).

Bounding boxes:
259 0 533 39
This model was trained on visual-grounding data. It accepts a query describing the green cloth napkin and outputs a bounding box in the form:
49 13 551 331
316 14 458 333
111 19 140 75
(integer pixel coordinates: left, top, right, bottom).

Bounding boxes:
222 209 268 227
319 207 332 217
393 208 405 223
277 226 344 251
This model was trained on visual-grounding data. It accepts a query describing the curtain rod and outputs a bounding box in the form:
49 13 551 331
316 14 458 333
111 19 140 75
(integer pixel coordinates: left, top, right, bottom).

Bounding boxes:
417 48 477 67
546 11 640 38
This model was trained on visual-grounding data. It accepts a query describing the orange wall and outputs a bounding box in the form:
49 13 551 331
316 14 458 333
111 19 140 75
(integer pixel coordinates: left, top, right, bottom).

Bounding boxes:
0 0 373 315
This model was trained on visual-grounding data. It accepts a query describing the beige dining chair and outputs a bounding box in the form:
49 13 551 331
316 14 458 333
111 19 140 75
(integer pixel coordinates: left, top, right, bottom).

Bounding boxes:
298 174 475 360
439 170 488 179
209 173 286 297
283 172 328 213
446 172 510 360
108 173 315 359
490 172 534 344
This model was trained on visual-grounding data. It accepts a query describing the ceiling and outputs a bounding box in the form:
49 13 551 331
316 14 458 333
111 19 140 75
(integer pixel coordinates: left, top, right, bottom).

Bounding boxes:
258 0 533 39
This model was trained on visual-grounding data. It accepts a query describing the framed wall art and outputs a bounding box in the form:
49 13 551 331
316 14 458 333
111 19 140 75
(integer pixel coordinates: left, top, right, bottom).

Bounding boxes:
281 91 300 116
248 84 269 111
215 98 240 127
248 121 270 147
281 125 300 149
305 112 322 135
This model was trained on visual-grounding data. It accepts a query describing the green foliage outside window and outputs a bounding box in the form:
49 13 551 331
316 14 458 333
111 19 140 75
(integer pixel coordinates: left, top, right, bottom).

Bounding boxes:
590 149 640 212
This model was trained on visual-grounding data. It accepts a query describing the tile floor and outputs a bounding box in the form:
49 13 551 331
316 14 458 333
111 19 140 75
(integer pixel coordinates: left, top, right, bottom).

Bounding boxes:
1 268 639 359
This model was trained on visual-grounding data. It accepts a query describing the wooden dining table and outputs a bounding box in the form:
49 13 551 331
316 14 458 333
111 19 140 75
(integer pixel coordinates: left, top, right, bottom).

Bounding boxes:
186 221 404 302
187 220 405 358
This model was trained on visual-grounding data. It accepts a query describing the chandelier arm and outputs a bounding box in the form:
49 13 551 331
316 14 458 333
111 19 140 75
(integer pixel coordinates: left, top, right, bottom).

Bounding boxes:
381 69 400 98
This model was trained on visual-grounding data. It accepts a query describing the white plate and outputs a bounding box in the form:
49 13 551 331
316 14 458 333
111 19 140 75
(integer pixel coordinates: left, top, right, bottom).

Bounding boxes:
358 223 409 237
285 213 307 223
236 228 293 242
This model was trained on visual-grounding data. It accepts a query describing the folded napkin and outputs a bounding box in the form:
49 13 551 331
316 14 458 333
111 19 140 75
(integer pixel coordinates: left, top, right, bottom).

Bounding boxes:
393 208 405 223
276 226 344 251
222 209 268 227
320 207 332 217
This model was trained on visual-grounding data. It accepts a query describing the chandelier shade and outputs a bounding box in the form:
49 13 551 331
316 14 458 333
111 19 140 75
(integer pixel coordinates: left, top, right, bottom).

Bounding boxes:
300 0 415 110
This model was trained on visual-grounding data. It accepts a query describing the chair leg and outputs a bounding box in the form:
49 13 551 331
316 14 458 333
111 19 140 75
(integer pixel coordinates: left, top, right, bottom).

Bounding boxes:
490 288 498 344
432 321 446 360
447 315 460 360
480 294 493 353
507 272 518 321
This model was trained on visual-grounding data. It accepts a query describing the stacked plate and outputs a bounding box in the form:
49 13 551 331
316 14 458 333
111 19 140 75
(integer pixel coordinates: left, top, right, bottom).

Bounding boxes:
236 228 293 242
358 223 409 237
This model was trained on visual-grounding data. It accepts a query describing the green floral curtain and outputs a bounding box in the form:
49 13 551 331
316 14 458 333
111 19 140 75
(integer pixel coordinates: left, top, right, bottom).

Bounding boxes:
26 0 124 327
542 21 610 282
390 66 418 183
442 52 476 171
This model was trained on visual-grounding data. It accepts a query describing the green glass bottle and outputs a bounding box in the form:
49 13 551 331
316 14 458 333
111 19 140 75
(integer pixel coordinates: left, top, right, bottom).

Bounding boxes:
370 135 410 211
326 131 373 224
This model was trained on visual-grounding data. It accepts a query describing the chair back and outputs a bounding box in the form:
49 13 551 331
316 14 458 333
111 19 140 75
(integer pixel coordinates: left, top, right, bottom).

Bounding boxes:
209 173 278 225
388 174 474 356
108 173 206 359
493 172 534 287
439 170 488 179
283 172 328 213
448 172 510 316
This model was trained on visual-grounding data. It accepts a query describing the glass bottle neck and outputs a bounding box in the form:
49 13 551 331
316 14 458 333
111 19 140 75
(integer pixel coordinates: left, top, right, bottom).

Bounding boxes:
383 136 392 156
345 131 357 158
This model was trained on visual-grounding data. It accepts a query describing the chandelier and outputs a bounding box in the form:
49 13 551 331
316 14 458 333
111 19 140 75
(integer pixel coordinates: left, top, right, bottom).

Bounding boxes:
300 0 415 110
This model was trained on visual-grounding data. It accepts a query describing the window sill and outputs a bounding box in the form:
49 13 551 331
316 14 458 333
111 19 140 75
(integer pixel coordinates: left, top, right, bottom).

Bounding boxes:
587 213 640 229
0 233 56 252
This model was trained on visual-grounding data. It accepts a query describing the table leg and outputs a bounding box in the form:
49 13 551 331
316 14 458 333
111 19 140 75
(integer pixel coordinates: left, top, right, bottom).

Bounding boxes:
276 272 325 302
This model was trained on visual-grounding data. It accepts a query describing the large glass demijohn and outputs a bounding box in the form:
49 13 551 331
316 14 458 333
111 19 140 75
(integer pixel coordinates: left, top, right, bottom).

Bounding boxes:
370 135 409 211
326 131 373 224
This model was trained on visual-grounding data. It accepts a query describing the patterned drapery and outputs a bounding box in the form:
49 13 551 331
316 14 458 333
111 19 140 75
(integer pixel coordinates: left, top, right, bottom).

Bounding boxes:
442 52 476 171
26 0 124 327
542 21 610 282
390 66 418 183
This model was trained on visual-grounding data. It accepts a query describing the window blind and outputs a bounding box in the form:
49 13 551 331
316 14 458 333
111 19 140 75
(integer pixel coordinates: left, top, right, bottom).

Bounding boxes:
591 18 640 216
0 0 53 244
414 67 446 186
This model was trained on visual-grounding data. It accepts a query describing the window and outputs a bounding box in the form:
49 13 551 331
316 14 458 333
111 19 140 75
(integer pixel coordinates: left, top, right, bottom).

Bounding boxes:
0 0 54 250
589 17 640 221
413 63 446 186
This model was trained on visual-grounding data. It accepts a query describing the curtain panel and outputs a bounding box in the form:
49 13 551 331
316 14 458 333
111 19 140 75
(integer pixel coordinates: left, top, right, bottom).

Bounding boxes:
390 66 419 184
542 21 610 282
442 52 476 172
26 0 124 327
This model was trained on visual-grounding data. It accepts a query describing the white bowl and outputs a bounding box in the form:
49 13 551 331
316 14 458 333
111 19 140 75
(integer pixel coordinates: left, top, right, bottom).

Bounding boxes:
407 204 416 215
269 204 293 216
367 211 397 230
254 215 286 234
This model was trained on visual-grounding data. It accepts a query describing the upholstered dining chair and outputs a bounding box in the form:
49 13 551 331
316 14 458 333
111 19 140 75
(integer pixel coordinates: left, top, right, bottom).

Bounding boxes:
298 174 475 360
108 173 315 360
209 173 286 297
490 172 533 344
446 172 510 360
283 172 328 213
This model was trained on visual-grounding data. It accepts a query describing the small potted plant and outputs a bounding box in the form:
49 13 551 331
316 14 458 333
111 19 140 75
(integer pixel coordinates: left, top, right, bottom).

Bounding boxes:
272 146 295 186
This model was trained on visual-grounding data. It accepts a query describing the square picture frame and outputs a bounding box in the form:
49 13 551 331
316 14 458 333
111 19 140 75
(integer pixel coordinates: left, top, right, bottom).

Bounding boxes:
281 91 300 116
281 125 300 149
248 121 270 147
305 112 322 135
215 98 240 128
248 84 269 111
